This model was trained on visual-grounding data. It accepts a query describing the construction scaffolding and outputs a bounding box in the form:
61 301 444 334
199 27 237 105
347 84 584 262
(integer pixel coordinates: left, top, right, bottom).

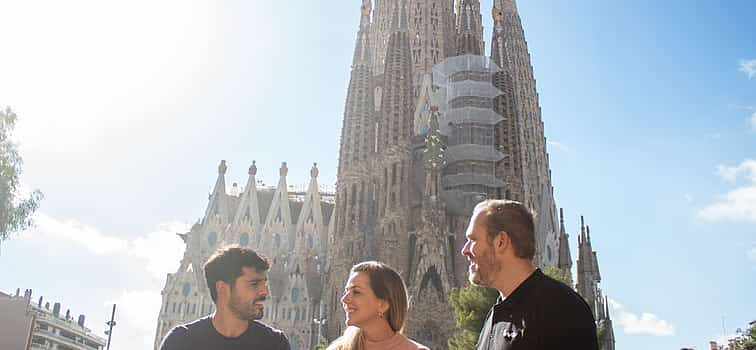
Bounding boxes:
432 54 507 215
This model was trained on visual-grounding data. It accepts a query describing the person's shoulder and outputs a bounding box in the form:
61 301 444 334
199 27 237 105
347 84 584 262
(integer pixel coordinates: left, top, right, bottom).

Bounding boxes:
248 320 285 335
537 272 589 306
402 334 431 350
533 272 595 322
248 320 289 343
159 317 210 349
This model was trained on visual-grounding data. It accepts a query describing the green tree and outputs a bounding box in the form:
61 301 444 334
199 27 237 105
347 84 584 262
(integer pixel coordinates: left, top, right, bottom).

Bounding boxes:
448 266 576 350
1 107 42 246
314 335 328 350
448 284 498 350
728 323 756 350
542 266 573 287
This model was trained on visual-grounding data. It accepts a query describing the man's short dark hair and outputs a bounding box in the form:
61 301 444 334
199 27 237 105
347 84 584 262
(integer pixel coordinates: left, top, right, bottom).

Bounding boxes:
204 245 270 302
474 199 536 259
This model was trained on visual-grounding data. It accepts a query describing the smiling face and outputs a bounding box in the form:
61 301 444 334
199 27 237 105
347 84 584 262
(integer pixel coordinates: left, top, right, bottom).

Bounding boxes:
340 271 389 328
461 210 502 286
226 266 269 321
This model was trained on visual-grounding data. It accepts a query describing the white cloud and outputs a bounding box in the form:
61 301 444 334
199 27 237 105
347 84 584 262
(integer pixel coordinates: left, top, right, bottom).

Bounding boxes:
132 222 189 280
609 299 675 336
700 160 756 222
105 290 164 350
24 213 128 255
547 140 570 152
740 59 756 79
18 214 189 350
21 213 187 272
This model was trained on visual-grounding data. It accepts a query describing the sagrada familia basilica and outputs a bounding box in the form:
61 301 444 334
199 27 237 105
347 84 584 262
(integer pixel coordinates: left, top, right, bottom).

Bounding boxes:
153 1 615 349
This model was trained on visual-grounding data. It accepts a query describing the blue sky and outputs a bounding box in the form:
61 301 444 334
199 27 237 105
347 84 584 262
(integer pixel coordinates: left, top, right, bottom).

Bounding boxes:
0 0 754 349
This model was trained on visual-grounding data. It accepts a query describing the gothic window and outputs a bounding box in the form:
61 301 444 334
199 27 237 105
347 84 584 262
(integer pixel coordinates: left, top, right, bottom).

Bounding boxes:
291 288 301 303
207 231 217 246
374 87 383 112
172 302 176 313
448 235 457 273
182 283 191 297
240 233 250 246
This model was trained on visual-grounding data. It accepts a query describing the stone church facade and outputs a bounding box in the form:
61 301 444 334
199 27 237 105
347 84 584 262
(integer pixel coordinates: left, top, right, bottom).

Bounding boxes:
325 0 613 348
152 161 335 350
153 1 616 349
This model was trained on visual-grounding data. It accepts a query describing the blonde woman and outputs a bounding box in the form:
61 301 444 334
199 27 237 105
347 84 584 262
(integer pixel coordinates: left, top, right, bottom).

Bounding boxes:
327 261 429 350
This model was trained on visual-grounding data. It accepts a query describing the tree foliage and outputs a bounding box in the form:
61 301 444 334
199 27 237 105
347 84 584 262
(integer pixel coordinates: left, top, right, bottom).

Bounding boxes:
448 267 576 349
448 284 498 350
727 323 756 350
542 266 573 288
1 107 42 244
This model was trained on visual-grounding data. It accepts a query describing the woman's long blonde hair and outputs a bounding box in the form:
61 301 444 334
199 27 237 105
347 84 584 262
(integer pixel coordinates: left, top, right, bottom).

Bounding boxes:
326 261 409 350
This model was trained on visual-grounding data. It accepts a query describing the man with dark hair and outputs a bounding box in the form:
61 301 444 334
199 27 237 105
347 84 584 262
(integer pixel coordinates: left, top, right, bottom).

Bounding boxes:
461 199 598 350
160 246 290 350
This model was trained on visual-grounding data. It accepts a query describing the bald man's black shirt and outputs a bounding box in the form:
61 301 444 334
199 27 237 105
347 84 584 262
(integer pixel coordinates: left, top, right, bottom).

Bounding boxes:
159 316 290 350
476 269 599 350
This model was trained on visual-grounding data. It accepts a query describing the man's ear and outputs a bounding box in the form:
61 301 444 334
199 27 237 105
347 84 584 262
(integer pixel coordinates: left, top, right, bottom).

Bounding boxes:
216 280 229 299
495 230 510 252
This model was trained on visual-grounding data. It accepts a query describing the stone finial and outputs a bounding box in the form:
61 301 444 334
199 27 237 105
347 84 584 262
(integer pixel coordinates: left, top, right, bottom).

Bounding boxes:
218 160 228 175
311 162 319 178
280 162 288 177
249 160 257 176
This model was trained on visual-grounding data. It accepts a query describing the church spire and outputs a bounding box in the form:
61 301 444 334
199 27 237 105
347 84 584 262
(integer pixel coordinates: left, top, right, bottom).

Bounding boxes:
203 160 230 225
493 0 517 16
390 0 409 32
456 0 484 55
233 161 262 229
294 163 325 255
262 162 294 255
557 208 572 275
353 0 373 66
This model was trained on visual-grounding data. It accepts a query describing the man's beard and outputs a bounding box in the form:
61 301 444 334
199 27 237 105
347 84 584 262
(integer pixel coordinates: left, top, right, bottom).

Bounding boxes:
468 248 500 287
229 291 265 321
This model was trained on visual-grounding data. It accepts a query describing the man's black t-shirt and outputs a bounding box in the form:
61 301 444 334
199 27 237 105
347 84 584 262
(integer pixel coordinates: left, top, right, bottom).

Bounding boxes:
159 317 290 350
476 269 598 350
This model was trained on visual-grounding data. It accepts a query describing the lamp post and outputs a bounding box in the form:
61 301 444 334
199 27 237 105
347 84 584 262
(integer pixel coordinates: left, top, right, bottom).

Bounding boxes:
104 304 116 350
312 302 327 349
